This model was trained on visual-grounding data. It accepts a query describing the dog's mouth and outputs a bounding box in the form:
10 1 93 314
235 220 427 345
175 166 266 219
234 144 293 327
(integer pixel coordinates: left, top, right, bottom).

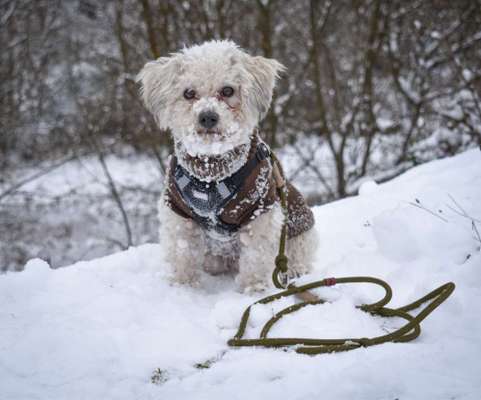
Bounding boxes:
179 125 247 157
197 129 225 140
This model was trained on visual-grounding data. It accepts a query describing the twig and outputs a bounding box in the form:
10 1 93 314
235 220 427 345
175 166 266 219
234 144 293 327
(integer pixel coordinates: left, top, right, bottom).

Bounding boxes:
87 134 134 249
445 204 481 224
0 155 77 203
447 194 481 222
448 194 467 214
472 221 481 245
102 235 129 250
291 141 335 198
447 194 481 244
408 201 449 223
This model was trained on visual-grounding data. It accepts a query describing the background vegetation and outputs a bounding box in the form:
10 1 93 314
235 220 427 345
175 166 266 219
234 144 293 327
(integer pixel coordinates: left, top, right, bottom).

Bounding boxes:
1 0 480 270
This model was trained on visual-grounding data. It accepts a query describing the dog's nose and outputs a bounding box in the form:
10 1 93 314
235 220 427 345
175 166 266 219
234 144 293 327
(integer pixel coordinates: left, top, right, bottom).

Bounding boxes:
198 111 219 129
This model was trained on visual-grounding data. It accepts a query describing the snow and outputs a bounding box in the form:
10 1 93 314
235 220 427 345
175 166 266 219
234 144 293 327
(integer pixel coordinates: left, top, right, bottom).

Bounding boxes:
18 153 162 198
181 40 240 61
179 126 250 156
176 135 250 182
1 149 481 400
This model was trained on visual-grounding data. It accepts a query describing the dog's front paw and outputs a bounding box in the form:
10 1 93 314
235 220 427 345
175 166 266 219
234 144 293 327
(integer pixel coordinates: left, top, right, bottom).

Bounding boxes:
169 268 201 288
202 253 230 275
235 274 269 294
203 253 239 276
243 282 268 294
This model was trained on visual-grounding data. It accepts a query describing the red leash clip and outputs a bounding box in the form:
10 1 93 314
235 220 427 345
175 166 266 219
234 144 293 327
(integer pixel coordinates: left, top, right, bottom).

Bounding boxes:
323 277 337 286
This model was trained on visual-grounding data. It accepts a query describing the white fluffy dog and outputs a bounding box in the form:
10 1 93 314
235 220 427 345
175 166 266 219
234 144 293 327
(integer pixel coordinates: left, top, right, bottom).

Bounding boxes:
137 40 317 291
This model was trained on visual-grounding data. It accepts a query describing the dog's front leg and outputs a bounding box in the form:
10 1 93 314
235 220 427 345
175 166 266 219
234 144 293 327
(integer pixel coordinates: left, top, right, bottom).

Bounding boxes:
236 204 283 292
158 199 205 286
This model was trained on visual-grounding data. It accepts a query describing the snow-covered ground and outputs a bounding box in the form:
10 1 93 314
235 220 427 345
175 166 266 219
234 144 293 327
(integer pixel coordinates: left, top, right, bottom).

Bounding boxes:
1 149 480 400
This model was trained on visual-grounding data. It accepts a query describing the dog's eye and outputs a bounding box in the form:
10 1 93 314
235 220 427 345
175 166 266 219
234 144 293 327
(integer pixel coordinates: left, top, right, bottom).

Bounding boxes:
220 86 234 98
183 89 196 100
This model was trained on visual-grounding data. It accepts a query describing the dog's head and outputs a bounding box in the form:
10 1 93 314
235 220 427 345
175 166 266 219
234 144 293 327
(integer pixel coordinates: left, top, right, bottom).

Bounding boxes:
137 40 285 156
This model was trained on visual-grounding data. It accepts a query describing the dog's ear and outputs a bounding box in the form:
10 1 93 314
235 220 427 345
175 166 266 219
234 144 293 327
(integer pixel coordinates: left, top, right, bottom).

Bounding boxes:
136 55 180 128
244 55 286 121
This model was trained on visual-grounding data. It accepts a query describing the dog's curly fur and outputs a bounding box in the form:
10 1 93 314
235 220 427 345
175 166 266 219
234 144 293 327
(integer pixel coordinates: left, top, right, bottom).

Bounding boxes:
137 40 317 291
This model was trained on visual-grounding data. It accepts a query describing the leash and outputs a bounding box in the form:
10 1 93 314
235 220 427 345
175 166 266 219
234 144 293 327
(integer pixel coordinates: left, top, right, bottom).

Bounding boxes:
228 152 455 355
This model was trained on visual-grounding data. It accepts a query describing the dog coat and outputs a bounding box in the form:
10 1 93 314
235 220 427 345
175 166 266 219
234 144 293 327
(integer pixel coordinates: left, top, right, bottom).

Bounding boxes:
164 135 314 238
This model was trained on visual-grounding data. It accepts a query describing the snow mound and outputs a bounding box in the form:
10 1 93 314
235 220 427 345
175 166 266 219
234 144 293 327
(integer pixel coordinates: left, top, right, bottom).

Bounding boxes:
1 149 481 400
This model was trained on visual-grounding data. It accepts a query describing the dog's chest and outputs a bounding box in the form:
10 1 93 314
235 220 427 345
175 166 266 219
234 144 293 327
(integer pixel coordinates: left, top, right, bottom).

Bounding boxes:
166 138 277 237
174 165 238 222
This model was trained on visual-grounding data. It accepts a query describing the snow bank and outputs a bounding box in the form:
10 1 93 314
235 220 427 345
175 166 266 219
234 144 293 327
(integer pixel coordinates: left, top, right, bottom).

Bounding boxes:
1 149 481 400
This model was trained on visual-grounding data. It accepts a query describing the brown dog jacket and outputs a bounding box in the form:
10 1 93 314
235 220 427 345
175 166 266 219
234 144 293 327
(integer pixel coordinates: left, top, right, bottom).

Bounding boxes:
164 135 314 238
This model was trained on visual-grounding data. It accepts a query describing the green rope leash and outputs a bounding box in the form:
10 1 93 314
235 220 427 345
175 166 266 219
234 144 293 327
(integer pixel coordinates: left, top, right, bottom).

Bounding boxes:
228 276 455 354
228 153 455 355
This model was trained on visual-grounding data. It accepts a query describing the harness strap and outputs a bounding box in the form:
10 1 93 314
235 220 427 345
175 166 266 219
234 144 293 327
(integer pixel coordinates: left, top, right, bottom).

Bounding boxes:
227 141 270 189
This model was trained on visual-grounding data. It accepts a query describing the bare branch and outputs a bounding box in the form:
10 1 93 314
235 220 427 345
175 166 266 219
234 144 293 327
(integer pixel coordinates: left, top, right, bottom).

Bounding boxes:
0 155 77 202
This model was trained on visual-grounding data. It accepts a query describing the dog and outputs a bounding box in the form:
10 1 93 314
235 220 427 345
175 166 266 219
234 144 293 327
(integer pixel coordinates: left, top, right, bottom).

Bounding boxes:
137 40 317 292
